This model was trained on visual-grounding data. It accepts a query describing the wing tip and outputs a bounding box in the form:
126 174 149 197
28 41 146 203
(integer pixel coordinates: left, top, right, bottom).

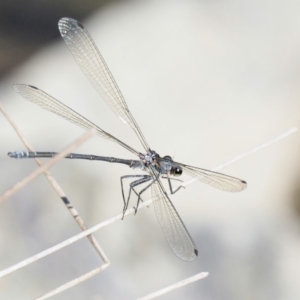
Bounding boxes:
58 17 84 33
13 84 20 92
13 84 38 93
241 180 247 190
58 17 73 25
184 250 198 262
76 21 84 29
176 248 198 262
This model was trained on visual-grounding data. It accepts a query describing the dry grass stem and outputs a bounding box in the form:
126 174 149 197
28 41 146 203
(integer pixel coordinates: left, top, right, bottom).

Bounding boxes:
0 129 96 203
1 100 297 298
35 264 110 300
0 103 108 262
0 127 296 280
182 127 298 187
136 272 209 300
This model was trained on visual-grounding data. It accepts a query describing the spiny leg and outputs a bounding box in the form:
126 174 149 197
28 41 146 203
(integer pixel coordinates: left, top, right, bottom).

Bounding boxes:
120 175 151 219
132 178 155 215
132 169 165 214
162 175 186 195
123 176 152 217
121 175 146 207
133 168 170 214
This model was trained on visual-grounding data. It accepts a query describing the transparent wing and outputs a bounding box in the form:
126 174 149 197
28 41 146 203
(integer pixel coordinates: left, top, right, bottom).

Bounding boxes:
175 161 247 192
150 168 198 261
13 84 139 156
58 17 150 151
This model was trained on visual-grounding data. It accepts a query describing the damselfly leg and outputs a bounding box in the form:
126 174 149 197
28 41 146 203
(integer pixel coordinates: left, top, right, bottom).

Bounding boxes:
162 175 186 194
120 175 152 218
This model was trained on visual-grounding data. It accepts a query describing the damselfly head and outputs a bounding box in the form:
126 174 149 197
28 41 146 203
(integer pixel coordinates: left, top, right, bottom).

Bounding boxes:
163 155 172 161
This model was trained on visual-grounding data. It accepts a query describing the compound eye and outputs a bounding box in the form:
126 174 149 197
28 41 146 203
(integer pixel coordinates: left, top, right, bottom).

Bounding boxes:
163 155 172 160
173 167 182 177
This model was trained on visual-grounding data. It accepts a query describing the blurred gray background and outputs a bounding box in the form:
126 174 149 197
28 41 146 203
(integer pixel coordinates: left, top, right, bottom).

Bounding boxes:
1 0 300 299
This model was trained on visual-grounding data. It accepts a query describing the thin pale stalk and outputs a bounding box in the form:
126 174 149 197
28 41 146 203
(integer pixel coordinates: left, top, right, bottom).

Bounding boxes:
0 129 95 203
136 272 209 300
0 103 108 262
0 127 296 279
35 264 110 300
182 127 298 187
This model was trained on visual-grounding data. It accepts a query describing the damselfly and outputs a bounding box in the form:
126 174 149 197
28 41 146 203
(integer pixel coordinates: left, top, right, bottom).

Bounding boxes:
9 18 247 261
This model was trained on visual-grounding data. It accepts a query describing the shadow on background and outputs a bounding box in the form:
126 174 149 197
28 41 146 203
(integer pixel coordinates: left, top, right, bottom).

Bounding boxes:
0 0 114 78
